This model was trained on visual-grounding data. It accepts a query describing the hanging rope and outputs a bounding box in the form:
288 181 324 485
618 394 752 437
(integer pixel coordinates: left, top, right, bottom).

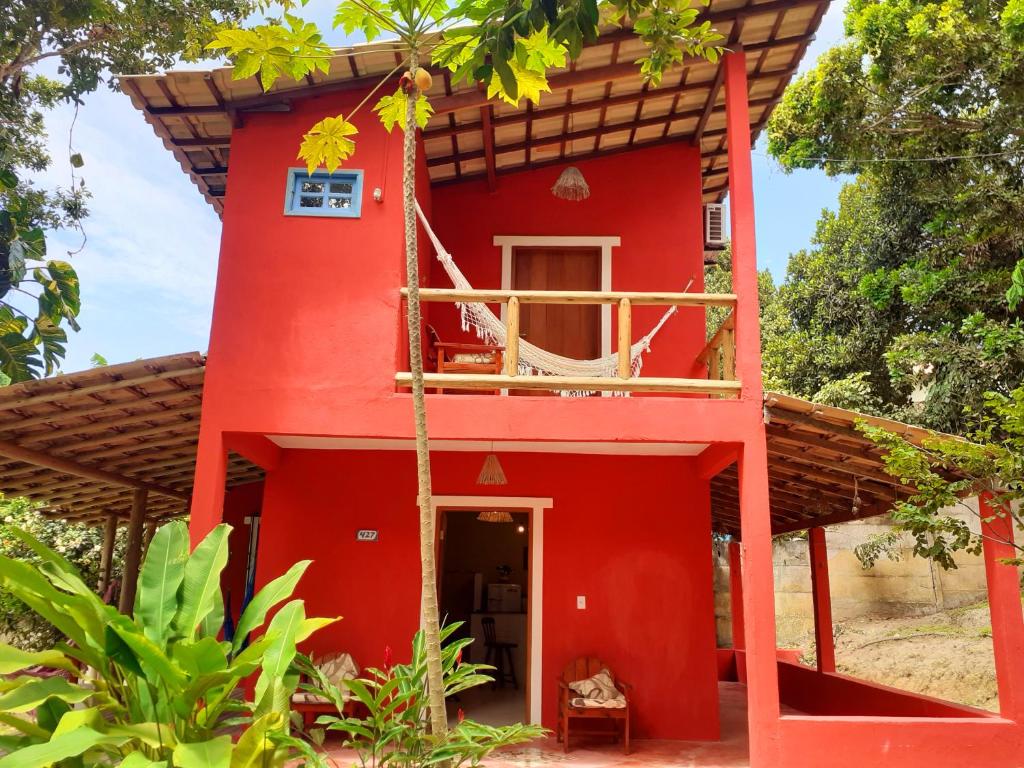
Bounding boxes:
414 200 684 396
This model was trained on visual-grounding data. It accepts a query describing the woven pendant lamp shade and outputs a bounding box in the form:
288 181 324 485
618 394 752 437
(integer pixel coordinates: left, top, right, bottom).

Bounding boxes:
551 166 590 201
477 509 514 523
476 453 508 485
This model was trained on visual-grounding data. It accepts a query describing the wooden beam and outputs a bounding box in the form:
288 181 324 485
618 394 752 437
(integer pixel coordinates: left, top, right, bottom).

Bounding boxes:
0 438 190 501
10 404 202 444
771 502 891 535
766 423 885 461
481 105 497 192
118 489 148 614
402 287 736 306
424 78 788 141
0 366 203 412
0 389 200 433
766 443 916 490
398 372 742 395
170 137 232 149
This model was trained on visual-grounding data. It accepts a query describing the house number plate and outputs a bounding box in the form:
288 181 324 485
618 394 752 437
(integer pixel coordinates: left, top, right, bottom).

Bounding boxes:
356 529 379 542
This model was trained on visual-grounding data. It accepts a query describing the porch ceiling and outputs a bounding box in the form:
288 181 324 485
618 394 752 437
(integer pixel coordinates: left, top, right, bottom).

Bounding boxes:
0 353 261 525
120 0 830 215
709 393 951 539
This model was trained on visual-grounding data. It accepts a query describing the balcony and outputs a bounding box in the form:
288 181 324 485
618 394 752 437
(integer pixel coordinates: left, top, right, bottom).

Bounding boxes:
397 288 740 397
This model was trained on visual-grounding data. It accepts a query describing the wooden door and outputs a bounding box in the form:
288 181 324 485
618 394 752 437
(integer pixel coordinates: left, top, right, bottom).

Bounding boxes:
511 247 602 367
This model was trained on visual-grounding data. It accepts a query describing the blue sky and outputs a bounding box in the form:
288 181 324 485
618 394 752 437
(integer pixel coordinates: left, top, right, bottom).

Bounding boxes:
40 1 849 372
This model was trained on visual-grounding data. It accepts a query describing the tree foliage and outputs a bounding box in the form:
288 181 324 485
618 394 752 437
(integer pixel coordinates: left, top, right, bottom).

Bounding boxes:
855 386 1024 569
0 496 122 651
763 0 1024 434
0 0 257 380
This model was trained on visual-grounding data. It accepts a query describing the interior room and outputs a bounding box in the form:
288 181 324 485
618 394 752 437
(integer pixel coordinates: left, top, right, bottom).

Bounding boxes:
440 509 530 726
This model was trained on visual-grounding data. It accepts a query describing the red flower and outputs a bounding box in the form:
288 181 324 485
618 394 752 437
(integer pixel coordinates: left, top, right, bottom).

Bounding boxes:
455 648 462 666
384 645 393 670
457 708 465 723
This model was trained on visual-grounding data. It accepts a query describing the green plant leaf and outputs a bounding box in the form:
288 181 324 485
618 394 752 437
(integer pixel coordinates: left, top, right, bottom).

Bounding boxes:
174 524 230 640
229 713 285 768
253 601 305 718
0 726 127 768
373 89 434 132
173 735 232 768
297 116 358 174
0 677 93 714
136 521 189 645
0 645 76 676
120 753 168 768
231 560 311 654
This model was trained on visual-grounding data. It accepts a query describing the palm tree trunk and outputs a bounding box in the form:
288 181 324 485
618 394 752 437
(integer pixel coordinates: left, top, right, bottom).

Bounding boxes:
402 47 449 737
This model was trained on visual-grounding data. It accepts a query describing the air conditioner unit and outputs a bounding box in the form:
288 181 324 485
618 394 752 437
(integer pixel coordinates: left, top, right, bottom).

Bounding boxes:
704 203 727 248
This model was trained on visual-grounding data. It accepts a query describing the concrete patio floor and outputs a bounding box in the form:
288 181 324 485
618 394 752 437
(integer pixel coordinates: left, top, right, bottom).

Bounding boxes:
320 682 758 768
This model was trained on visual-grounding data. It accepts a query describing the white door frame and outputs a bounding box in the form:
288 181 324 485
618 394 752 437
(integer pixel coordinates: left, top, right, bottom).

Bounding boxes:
494 236 620 359
431 494 554 725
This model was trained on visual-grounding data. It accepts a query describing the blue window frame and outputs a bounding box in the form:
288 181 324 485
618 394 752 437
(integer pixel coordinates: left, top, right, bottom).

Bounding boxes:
284 168 363 218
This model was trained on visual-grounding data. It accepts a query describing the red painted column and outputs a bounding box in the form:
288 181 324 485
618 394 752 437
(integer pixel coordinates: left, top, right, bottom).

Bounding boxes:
724 47 763 396
729 540 746 651
726 47 781 767
188 424 228 548
980 491 1024 722
808 527 836 673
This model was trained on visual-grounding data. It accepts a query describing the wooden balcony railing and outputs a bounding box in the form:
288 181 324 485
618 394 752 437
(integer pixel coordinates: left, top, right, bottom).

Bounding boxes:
697 311 736 393
397 288 742 396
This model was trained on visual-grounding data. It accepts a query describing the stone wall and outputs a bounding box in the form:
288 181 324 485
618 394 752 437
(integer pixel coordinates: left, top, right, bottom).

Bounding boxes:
714 499 990 647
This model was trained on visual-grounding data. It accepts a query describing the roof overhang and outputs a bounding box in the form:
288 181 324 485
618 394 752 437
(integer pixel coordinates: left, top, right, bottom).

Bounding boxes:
120 0 831 215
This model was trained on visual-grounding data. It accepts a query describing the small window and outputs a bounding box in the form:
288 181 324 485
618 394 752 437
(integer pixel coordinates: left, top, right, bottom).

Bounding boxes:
285 169 363 218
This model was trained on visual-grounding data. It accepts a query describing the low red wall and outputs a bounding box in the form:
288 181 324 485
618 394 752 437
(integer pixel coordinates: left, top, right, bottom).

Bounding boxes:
253 448 720 740
777 660 994 718
776 716 1022 768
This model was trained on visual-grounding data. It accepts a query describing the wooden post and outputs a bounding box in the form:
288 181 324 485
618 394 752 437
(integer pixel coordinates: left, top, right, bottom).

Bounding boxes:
980 491 1024 721
722 328 736 380
99 514 118 593
505 296 520 376
808 527 836 673
118 489 148 615
617 298 632 378
728 540 745 652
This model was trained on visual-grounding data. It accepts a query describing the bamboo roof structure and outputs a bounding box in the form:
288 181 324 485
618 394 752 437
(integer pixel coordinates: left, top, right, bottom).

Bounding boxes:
710 392 948 538
0 353 261 525
120 0 831 214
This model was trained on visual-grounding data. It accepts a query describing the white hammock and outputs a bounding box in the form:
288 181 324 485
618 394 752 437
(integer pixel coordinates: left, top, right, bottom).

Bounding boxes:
415 201 680 395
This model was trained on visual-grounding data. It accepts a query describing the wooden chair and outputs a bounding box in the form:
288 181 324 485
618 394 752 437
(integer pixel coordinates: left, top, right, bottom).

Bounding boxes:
557 657 632 754
427 325 504 394
291 652 362 730
482 616 518 689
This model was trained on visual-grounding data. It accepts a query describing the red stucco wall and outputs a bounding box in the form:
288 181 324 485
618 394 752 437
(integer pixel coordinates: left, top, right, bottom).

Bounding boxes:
429 143 707 380
252 448 720 741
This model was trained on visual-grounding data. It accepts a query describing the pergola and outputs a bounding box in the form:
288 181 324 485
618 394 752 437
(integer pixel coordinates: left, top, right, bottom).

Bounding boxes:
0 353 261 610
119 0 830 213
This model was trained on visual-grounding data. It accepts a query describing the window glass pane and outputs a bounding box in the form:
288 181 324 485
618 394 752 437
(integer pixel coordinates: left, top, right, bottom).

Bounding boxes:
301 181 324 193
299 195 322 208
329 182 353 194
327 197 352 209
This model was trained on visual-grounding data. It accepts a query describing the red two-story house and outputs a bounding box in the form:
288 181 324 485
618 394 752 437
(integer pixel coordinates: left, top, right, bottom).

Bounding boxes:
118 0 1024 765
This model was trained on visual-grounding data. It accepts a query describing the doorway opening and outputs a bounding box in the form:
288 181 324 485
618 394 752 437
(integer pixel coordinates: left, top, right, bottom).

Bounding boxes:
439 508 530 726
